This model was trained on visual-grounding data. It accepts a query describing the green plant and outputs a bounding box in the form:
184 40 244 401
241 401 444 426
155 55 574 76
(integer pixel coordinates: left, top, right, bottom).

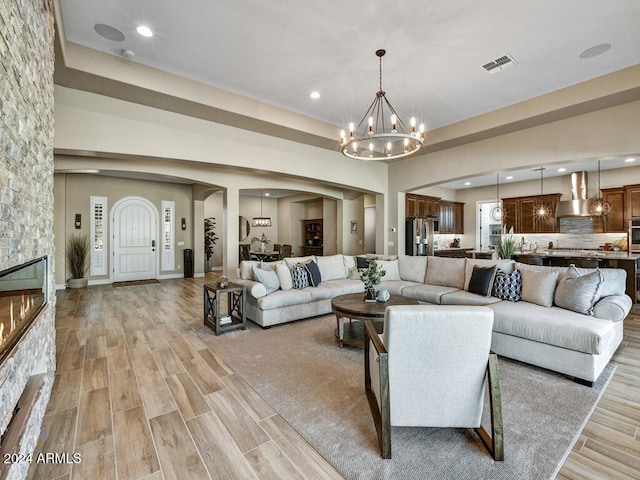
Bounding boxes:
66 233 90 279
359 259 386 291
497 233 516 260
204 217 219 260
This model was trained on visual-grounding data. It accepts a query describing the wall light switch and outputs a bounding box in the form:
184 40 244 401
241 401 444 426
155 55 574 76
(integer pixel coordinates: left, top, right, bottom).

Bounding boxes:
358 240 363 245
177 241 185 246
388 241 394 247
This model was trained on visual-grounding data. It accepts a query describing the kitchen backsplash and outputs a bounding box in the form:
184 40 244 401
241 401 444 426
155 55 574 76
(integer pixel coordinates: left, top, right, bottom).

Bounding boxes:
434 232 628 250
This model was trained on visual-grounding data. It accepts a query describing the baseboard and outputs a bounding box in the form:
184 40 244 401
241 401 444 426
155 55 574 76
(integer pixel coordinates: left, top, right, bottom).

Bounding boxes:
194 273 205 278
88 278 111 286
158 273 185 280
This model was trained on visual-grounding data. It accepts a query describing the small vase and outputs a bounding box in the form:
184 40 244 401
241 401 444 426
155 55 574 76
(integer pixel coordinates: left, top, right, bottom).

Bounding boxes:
260 242 265 252
364 287 376 302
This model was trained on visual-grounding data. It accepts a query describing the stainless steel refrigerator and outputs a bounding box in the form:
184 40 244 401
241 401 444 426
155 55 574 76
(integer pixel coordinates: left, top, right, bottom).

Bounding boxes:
405 218 435 255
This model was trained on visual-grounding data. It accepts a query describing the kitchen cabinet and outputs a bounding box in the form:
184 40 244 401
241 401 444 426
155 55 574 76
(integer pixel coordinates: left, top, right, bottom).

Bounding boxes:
601 187 626 232
439 200 464 234
625 184 640 220
501 194 561 233
406 194 440 218
302 219 323 256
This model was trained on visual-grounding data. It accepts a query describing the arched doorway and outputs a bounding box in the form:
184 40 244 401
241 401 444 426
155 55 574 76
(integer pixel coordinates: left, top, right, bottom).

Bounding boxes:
111 196 158 282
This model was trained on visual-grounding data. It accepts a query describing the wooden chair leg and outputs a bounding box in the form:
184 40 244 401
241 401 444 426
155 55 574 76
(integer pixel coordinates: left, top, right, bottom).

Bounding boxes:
474 352 504 461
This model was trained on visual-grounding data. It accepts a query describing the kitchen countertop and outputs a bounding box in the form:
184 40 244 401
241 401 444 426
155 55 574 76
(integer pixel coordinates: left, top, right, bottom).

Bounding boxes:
514 250 640 260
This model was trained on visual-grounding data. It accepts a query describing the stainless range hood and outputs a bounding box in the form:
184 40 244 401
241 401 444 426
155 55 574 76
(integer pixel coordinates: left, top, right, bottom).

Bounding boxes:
556 171 592 217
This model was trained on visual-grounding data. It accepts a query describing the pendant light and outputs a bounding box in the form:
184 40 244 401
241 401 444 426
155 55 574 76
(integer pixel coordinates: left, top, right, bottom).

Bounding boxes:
489 173 504 221
589 160 612 216
252 189 272 227
533 167 550 218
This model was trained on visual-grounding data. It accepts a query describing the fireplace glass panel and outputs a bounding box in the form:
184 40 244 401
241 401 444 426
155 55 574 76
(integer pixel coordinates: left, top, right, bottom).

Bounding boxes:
0 257 47 363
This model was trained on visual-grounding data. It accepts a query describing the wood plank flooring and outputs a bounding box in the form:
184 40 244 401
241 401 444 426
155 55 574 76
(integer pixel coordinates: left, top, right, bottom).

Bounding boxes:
27 275 640 479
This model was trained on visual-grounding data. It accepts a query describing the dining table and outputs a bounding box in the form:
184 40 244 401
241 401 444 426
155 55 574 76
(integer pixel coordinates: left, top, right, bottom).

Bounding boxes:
250 250 279 261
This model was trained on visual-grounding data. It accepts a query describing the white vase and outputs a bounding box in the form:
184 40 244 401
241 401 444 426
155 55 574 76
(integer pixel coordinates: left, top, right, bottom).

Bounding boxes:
260 242 265 252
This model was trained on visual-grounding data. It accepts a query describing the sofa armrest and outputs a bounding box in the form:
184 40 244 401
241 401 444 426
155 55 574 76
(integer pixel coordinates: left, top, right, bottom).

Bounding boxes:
593 294 632 322
233 279 267 299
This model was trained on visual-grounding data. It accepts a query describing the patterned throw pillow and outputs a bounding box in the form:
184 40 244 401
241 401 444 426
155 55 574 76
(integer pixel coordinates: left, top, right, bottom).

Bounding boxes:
492 269 522 302
291 264 310 289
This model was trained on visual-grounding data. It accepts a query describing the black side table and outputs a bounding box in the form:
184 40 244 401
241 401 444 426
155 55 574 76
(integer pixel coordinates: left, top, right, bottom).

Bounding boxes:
204 282 246 335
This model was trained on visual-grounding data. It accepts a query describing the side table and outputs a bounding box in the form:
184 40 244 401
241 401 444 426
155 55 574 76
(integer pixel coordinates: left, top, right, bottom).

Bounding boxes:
204 282 246 335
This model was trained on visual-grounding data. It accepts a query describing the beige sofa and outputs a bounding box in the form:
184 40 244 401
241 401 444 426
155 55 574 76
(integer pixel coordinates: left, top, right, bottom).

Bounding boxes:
235 254 632 385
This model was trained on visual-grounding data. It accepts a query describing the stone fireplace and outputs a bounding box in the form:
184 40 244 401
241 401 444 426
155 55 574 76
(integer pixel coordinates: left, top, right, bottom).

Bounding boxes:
0 0 56 478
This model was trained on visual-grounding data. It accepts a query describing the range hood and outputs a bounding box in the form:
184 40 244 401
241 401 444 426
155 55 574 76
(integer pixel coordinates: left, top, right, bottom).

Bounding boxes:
556 171 592 217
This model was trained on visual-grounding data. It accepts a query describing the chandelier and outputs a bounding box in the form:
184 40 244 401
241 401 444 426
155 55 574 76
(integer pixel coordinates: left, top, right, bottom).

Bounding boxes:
589 160 612 216
489 173 505 221
252 190 272 227
533 167 550 218
339 49 424 161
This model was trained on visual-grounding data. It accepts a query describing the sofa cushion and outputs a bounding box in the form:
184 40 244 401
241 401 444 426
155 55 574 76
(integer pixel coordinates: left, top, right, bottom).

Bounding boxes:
379 280 420 296
316 255 347 282
323 279 365 294
520 269 558 307
398 255 428 283
425 256 466 289
554 270 603 315
291 264 310 289
252 266 280 294
285 256 315 270
467 265 497 297
305 283 343 301
492 270 522 302
304 260 322 287
464 259 515 290
275 263 293 291
489 301 617 355
377 260 401 281
440 290 502 306
401 284 460 304
257 289 313 310
343 255 356 271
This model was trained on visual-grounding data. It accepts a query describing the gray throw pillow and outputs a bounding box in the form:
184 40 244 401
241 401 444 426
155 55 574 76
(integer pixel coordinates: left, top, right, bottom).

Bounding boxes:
554 270 604 315
252 266 280 294
520 269 558 307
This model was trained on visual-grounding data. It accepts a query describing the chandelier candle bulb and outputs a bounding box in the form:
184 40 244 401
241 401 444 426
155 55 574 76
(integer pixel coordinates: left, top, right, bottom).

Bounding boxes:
391 114 397 132
410 117 416 132
349 123 354 138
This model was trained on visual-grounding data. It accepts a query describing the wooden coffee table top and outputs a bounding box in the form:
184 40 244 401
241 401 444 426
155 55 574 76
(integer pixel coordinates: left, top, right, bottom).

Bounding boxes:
331 292 419 320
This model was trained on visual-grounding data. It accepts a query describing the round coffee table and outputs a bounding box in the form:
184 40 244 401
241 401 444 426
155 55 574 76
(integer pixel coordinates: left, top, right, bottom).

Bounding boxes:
331 293 419 347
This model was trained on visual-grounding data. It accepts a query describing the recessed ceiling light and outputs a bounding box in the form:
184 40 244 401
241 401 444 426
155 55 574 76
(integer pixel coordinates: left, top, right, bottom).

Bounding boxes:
506 176 513 180
310 91 320 99
464 182 471 186
94 24 125 41
264 192 270 196
136 25 153 37
625 157 636 163
579 43 611 59
558 168 566 172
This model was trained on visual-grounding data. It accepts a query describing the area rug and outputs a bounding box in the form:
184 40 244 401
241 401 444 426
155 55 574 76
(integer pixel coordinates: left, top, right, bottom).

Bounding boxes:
200 315 614 480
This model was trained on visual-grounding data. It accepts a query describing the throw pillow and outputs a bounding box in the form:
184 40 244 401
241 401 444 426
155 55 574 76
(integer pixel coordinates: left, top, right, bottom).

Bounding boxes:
492 269 522 302
376 260 401 281
554 270 604 315
275 263 293 291
468 265 497 297
316 255 346 281
520 269 558 307
356 256 370 269
291 264 310 289
251 266 280 295
303 260 322 287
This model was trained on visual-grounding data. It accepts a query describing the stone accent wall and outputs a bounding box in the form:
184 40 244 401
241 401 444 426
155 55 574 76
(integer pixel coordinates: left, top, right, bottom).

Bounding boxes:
0 0 56 479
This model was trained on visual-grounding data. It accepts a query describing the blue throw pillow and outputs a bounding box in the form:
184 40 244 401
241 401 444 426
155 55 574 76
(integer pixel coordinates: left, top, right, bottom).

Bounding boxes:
492 269 522 302
252 266 280 294
291 264 310 289
304 260 322 287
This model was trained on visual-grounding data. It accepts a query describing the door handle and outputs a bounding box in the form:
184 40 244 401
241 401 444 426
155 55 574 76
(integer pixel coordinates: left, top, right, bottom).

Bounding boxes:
151 240 155 252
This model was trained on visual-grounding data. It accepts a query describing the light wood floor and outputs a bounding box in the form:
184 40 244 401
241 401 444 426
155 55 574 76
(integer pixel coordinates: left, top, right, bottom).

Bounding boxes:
27 275 640 479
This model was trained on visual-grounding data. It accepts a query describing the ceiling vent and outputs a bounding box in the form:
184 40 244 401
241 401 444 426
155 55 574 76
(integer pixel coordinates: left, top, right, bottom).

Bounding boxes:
482 54 518 74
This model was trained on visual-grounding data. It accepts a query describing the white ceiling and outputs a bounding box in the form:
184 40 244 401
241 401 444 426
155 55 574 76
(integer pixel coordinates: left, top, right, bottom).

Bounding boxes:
56 0 640 189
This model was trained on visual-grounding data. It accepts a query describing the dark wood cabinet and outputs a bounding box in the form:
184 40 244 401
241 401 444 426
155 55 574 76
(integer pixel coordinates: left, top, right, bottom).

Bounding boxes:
406 194 440 218
302 219 323 256
501 194 561 233
625 184 640 220
601 187 626 232
439 200 464 234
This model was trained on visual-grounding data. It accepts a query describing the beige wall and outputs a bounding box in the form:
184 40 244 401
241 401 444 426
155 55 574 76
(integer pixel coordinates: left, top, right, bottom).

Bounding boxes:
54 173 193 285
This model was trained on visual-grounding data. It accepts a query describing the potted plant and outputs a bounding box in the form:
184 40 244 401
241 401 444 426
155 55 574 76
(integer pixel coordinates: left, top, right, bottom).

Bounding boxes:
66 233 90 288
251 232 271 252
359 259 386 302
204 217 219 271
497 231 517 260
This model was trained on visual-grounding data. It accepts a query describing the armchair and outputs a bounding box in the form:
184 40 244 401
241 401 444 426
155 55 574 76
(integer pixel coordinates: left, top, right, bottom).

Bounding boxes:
364 305 503 460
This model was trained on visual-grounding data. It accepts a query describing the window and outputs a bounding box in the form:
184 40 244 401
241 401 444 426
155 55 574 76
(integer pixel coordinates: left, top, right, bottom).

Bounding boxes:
162 201 175 271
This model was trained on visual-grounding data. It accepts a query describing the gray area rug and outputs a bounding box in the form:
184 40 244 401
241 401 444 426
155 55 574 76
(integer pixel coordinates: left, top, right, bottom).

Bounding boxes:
201 315 613 480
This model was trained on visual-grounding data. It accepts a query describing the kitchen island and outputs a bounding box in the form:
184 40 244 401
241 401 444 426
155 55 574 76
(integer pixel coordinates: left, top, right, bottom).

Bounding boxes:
512 250 639 302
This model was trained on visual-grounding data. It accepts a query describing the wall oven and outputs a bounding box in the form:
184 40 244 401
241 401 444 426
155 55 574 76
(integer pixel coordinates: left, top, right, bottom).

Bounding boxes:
629 220 640 251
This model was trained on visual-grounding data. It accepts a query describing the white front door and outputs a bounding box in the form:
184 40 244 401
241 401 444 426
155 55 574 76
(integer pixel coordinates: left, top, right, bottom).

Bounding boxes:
112 197 157 282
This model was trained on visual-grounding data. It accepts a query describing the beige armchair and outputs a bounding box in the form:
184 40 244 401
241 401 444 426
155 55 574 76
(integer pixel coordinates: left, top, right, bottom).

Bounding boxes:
364 305 503 460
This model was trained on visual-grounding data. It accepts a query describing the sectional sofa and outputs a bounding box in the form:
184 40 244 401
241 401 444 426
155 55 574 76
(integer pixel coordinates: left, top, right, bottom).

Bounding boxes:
234 254 632 385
